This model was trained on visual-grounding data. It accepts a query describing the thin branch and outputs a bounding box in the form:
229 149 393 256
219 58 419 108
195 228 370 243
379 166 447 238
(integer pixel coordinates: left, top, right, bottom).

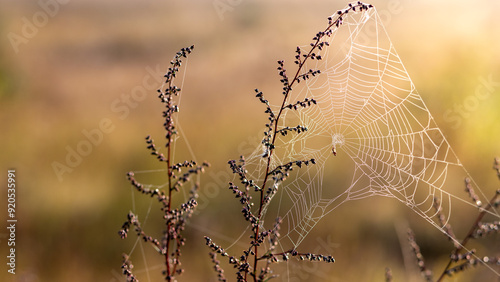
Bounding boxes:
250 3 373 280
436 189 500 282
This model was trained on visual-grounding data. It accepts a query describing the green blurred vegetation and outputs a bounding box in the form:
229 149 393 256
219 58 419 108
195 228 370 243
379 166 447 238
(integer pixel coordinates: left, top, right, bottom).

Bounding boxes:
1 0 499 281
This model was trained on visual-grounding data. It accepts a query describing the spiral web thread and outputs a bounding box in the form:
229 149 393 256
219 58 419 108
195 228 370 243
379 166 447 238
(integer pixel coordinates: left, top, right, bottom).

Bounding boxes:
239 6 500 257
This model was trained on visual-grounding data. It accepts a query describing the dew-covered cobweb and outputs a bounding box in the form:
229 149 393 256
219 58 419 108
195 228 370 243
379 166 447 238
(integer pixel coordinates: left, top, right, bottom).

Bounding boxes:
239 5 499 257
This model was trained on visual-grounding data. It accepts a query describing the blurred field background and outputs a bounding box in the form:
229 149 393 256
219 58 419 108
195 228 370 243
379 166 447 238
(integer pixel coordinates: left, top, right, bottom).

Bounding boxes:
1 0 500 281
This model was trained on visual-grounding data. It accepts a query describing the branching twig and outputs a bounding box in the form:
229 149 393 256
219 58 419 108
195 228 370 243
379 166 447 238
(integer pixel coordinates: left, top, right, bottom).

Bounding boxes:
206 3 374 281
251 3 372 280
436 188 500 281
119 45 209 281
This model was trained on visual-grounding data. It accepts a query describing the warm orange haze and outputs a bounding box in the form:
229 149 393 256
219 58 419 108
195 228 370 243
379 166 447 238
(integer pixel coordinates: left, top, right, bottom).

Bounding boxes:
1 0 500 281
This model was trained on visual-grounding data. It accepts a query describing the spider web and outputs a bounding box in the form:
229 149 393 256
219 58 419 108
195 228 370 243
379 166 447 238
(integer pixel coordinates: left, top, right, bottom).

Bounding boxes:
240 6 499 253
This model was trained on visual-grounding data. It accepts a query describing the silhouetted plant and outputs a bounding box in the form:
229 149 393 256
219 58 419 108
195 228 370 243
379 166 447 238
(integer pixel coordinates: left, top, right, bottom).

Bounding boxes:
204 3 373 281
118 45 209 281
403 158 500 281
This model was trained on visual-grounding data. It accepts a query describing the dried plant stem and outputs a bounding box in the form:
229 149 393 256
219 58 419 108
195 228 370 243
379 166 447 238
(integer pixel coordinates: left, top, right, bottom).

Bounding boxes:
165 74 174 279
204 4 368 281
436 189 500 282
119 45 207 281
251 3 371 280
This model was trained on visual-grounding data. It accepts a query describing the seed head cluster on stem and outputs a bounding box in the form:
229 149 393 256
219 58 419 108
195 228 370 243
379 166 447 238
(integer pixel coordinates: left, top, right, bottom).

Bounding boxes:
119 45 209 281
205 3 374 281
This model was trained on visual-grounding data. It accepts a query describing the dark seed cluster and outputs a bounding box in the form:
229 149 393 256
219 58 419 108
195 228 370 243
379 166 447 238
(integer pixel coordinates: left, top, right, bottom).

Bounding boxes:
407 228 433 281
158 45 194 148
268 159 316 183
121 254 138 282
284 97 317 110
432 197 458 248
464 178 482 207
205 236 228 257
473 221 500 238
450 249 476 262
209 252 227 282
277 60 290 95
494 157 500 180
444 258 479 277
277 125 308 136
444 256 500 277
297 69 321 83
259 248 335 263
255 89 276 156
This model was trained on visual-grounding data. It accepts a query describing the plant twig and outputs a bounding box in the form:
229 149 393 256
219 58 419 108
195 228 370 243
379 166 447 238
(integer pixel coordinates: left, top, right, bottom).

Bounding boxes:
119 45 209 281
251 3 372 280
436 189 500 281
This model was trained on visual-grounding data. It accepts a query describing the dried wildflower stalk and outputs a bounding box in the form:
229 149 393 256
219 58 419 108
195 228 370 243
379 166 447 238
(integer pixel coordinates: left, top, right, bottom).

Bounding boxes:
404 158 500 282
205 3 374 281
407 228 433 281
435 174 500 282
119 45 209 281
121 254 138 282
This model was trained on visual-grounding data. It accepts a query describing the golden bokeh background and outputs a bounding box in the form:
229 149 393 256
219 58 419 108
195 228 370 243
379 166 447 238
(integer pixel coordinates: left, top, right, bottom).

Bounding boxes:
1 0 500 281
